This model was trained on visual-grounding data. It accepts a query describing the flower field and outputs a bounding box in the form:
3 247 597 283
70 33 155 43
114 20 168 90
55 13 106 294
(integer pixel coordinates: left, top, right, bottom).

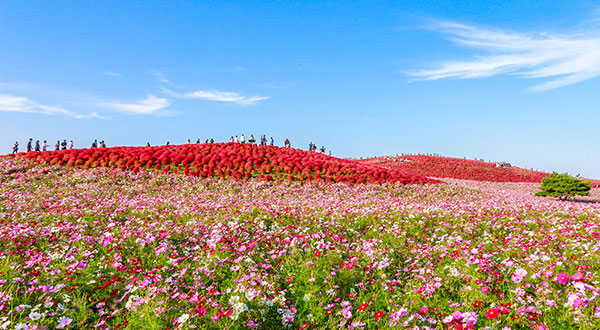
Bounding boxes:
1 156 600 330
10 143 436 185
359 156 549 183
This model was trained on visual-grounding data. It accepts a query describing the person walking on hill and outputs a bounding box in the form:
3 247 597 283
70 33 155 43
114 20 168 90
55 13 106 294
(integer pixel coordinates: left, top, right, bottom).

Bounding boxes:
99 141 106 148
12 141 18 154
55 140 60 151
42 140 47 151
61 140 67 150
67 140 74 150
240 134 246 144
270 137 274 146
230 136 234 143
27 138 33 152
284 138 291 148
308 142 313 151
34 140 40 152
91 139 98 148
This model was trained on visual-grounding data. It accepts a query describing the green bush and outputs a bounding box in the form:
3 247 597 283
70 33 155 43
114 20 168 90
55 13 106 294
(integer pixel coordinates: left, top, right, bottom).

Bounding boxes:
535 172 591 200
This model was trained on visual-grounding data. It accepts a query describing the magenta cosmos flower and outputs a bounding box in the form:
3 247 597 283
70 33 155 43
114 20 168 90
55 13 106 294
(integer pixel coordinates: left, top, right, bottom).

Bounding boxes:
557 272 569 284
571 272 584 282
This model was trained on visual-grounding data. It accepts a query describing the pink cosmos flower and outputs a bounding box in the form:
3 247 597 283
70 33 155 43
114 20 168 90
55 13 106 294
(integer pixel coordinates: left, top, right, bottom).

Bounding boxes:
514 268 527 278
56 317 73 329
557 272 569 284
573 298 585 308
342 306 353 319
571 272 584 282
511 275 521 284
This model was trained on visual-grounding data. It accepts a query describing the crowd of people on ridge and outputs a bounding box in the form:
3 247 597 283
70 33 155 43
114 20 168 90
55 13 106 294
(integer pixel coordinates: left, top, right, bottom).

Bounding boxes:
12 135 333 155
308 142 328 155
12 138 106 154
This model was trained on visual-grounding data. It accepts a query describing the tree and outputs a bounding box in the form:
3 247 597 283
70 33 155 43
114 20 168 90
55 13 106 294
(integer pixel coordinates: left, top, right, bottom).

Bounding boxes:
535 172 591 200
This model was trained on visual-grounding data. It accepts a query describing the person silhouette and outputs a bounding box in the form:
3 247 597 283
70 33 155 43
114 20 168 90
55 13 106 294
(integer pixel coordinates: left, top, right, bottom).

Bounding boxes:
12 141 18 154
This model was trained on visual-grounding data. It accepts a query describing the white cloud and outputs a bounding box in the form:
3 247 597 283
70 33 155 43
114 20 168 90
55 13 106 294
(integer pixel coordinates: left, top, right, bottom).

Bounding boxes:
107 94 170 115
163 88 269 106
0 93 102 119
185 90 269 105
104 71 122 77
409 21 600 91
147 69 169 84
250 81 297 89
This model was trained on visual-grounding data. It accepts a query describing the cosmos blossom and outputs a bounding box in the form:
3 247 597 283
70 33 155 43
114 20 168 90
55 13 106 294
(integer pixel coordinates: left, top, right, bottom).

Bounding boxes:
0 157 598 329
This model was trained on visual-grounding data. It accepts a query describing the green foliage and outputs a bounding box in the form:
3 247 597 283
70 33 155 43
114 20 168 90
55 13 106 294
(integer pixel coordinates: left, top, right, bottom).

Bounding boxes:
535 172 591 200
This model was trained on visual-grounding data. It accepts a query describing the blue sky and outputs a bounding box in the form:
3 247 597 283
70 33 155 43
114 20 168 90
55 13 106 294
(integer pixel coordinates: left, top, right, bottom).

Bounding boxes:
1 0 599 178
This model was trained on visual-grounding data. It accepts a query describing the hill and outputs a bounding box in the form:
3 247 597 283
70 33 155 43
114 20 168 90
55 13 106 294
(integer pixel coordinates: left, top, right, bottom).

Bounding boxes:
357 154 549 182
8 143 437 185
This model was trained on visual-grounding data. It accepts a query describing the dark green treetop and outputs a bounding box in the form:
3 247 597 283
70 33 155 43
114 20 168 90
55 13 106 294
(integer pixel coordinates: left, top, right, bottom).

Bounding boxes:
535 172 591 200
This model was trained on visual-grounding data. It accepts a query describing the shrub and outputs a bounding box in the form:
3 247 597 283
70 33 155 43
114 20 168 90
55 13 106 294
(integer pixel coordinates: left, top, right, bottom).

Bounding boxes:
535 172 591 200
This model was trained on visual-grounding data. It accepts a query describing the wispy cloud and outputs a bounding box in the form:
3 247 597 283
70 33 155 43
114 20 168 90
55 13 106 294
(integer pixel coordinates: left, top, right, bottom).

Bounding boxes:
409 21 600 91
106 94 171 115
104 71 122 77
0 93 103 119
250 81 297 89
163 88 269 106
147 69 170 84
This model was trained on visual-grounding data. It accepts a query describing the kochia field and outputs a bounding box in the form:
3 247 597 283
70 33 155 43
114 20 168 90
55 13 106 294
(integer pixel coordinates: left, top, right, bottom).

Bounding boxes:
1 146 599 330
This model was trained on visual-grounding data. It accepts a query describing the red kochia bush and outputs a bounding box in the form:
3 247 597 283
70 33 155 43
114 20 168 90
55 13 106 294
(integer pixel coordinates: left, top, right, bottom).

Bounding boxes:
11 143 439 185
357 155 549 183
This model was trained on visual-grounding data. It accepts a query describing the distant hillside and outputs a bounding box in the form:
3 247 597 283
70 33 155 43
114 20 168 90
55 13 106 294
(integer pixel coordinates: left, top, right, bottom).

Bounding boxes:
8 143 438 185
356 155 549 182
